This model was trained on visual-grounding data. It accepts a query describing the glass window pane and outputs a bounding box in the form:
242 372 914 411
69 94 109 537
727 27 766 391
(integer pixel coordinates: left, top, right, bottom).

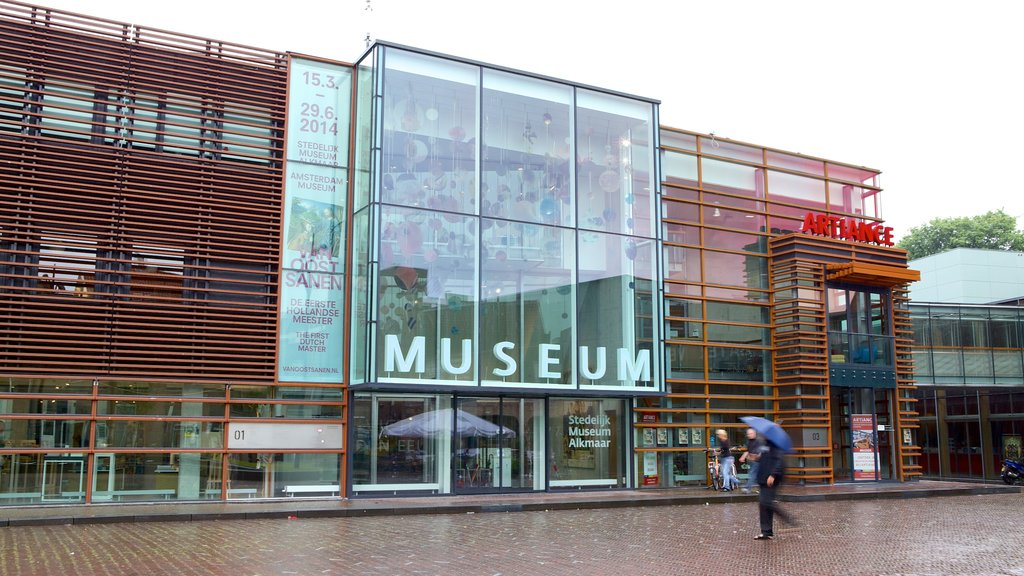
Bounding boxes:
666 298 702 319
483 70 573 227
662 223 700 246
664 246 700 282
480 222 574 385
828 181 879 216
663 185 699 202
704 250 767 290
662 150 698 188
704 191 763 212
548 398 625 488
662 200 699 223
1 378 94 395
709 347 768 381
577 89 655 238
703 228 767 254
93 452 224 502
827 164 878 187
703 205 766 233
377 205 478 383
666 343 704 379
229 452 339 499
381 49 478 216
699 138 762 163
706 301 770 324
767 170 826 209
96 400 223 418
351 394 442 489
701 158 763 197
578 231 657 388
97 381 225 398
706 324 770 346
661 130 697 151
766 151 824 176
705 286 769 302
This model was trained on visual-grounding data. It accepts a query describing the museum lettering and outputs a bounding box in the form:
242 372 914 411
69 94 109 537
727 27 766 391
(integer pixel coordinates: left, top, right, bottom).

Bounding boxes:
384 335 652 384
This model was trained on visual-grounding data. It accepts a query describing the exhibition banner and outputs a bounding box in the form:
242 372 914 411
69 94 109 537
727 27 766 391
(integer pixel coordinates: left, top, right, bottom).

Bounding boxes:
852 414 878 481
278 58 351 382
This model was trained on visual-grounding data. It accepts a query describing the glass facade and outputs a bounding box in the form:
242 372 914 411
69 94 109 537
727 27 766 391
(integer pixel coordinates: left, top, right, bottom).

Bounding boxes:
912 304 1024 482
343 45 660 495
0 378 342 504
2 3 917 505
352 46 661 393
655 126 896 489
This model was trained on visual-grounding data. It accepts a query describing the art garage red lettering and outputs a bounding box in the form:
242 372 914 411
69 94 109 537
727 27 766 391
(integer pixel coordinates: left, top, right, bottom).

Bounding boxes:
800 212 894 247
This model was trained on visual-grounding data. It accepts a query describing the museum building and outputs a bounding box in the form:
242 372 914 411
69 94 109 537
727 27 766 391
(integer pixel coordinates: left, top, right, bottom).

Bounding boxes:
0 1 921 505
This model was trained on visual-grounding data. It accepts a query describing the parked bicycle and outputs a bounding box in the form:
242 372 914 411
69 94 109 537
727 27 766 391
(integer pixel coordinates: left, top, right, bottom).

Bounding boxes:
706 448 737 491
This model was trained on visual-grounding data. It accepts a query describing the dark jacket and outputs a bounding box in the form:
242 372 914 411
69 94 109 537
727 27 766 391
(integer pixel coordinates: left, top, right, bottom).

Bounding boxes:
755 443 785 485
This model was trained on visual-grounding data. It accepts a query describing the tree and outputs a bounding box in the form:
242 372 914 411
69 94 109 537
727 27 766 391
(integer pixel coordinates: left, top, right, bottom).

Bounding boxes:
898 209 1024 260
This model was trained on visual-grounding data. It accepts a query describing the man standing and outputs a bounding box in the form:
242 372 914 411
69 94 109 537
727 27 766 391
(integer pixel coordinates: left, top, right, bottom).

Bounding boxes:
740 427 762 494
715 429 735 492
755 440 795 540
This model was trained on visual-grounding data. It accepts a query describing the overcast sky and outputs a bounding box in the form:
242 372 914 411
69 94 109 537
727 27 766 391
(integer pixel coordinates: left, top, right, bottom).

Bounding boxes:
33 0 1024 238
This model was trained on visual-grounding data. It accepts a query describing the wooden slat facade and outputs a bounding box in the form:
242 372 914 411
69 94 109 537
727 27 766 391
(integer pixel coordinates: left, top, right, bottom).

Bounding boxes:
0 0 287 383
769 233 919 482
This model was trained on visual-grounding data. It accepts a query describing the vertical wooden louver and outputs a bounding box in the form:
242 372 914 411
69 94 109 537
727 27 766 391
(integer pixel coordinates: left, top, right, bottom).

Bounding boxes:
892 286 921 480
0 1 287 382
769 233 920 483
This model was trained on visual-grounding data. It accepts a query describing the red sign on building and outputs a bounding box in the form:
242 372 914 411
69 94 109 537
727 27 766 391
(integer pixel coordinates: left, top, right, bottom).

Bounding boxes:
800 212 895 247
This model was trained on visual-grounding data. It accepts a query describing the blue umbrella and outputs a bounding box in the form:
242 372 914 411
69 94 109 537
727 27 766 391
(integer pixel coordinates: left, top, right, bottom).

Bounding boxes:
741 416 795 454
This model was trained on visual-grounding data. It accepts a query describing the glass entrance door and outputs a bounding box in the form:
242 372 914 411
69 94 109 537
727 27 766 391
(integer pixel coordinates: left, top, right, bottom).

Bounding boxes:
830 387 896 481
454 397 544 493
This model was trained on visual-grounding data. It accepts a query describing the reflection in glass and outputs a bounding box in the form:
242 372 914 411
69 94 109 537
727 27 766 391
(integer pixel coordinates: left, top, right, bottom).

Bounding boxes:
482 70 573 227
577 90 654 238
548 398 624 488
352 394 444 490
578 232 657 387
376 205 478 382
380 49 478 215
480 222 574 385
228 452 339 498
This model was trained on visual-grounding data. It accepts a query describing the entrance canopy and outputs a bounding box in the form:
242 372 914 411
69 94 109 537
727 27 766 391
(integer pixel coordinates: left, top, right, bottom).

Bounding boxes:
826 262 920 287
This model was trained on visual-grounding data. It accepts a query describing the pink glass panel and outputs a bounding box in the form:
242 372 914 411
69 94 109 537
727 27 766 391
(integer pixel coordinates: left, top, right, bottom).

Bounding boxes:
702 158 764 197
704 191 764 212
663 185 699 202
766 150 825 176
703 228 767 254
664 246 701 282
662 200 699 223
827 163 879 186
663 223 700 246
767 170 826 209
661 130 697 152
698 137 763 164
702 205 766 233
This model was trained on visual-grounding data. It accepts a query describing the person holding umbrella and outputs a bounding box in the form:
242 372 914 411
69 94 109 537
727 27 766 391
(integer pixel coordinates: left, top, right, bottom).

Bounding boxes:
741 416 798 540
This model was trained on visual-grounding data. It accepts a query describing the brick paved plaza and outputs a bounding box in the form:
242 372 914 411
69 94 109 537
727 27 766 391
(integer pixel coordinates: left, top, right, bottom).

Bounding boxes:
1 493 1023 576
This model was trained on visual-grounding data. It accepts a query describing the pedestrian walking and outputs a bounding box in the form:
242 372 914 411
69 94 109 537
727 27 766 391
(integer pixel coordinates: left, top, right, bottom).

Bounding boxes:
715 429 736 492
754 439 796 540
740 427 762 494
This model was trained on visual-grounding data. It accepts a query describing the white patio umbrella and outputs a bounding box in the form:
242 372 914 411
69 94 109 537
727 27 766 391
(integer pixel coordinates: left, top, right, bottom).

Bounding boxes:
381 408 516 438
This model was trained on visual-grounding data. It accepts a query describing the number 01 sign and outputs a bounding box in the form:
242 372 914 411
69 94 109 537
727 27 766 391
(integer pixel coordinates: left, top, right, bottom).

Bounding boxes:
227 422 343 450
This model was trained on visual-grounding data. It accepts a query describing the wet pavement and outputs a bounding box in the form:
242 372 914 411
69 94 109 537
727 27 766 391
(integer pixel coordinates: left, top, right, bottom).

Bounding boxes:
0 481 1021 575
0 480 1015 526
1 489 1023 575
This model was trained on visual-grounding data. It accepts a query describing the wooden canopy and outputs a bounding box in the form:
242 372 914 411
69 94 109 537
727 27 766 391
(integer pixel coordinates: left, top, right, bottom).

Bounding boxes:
826 262 920 287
